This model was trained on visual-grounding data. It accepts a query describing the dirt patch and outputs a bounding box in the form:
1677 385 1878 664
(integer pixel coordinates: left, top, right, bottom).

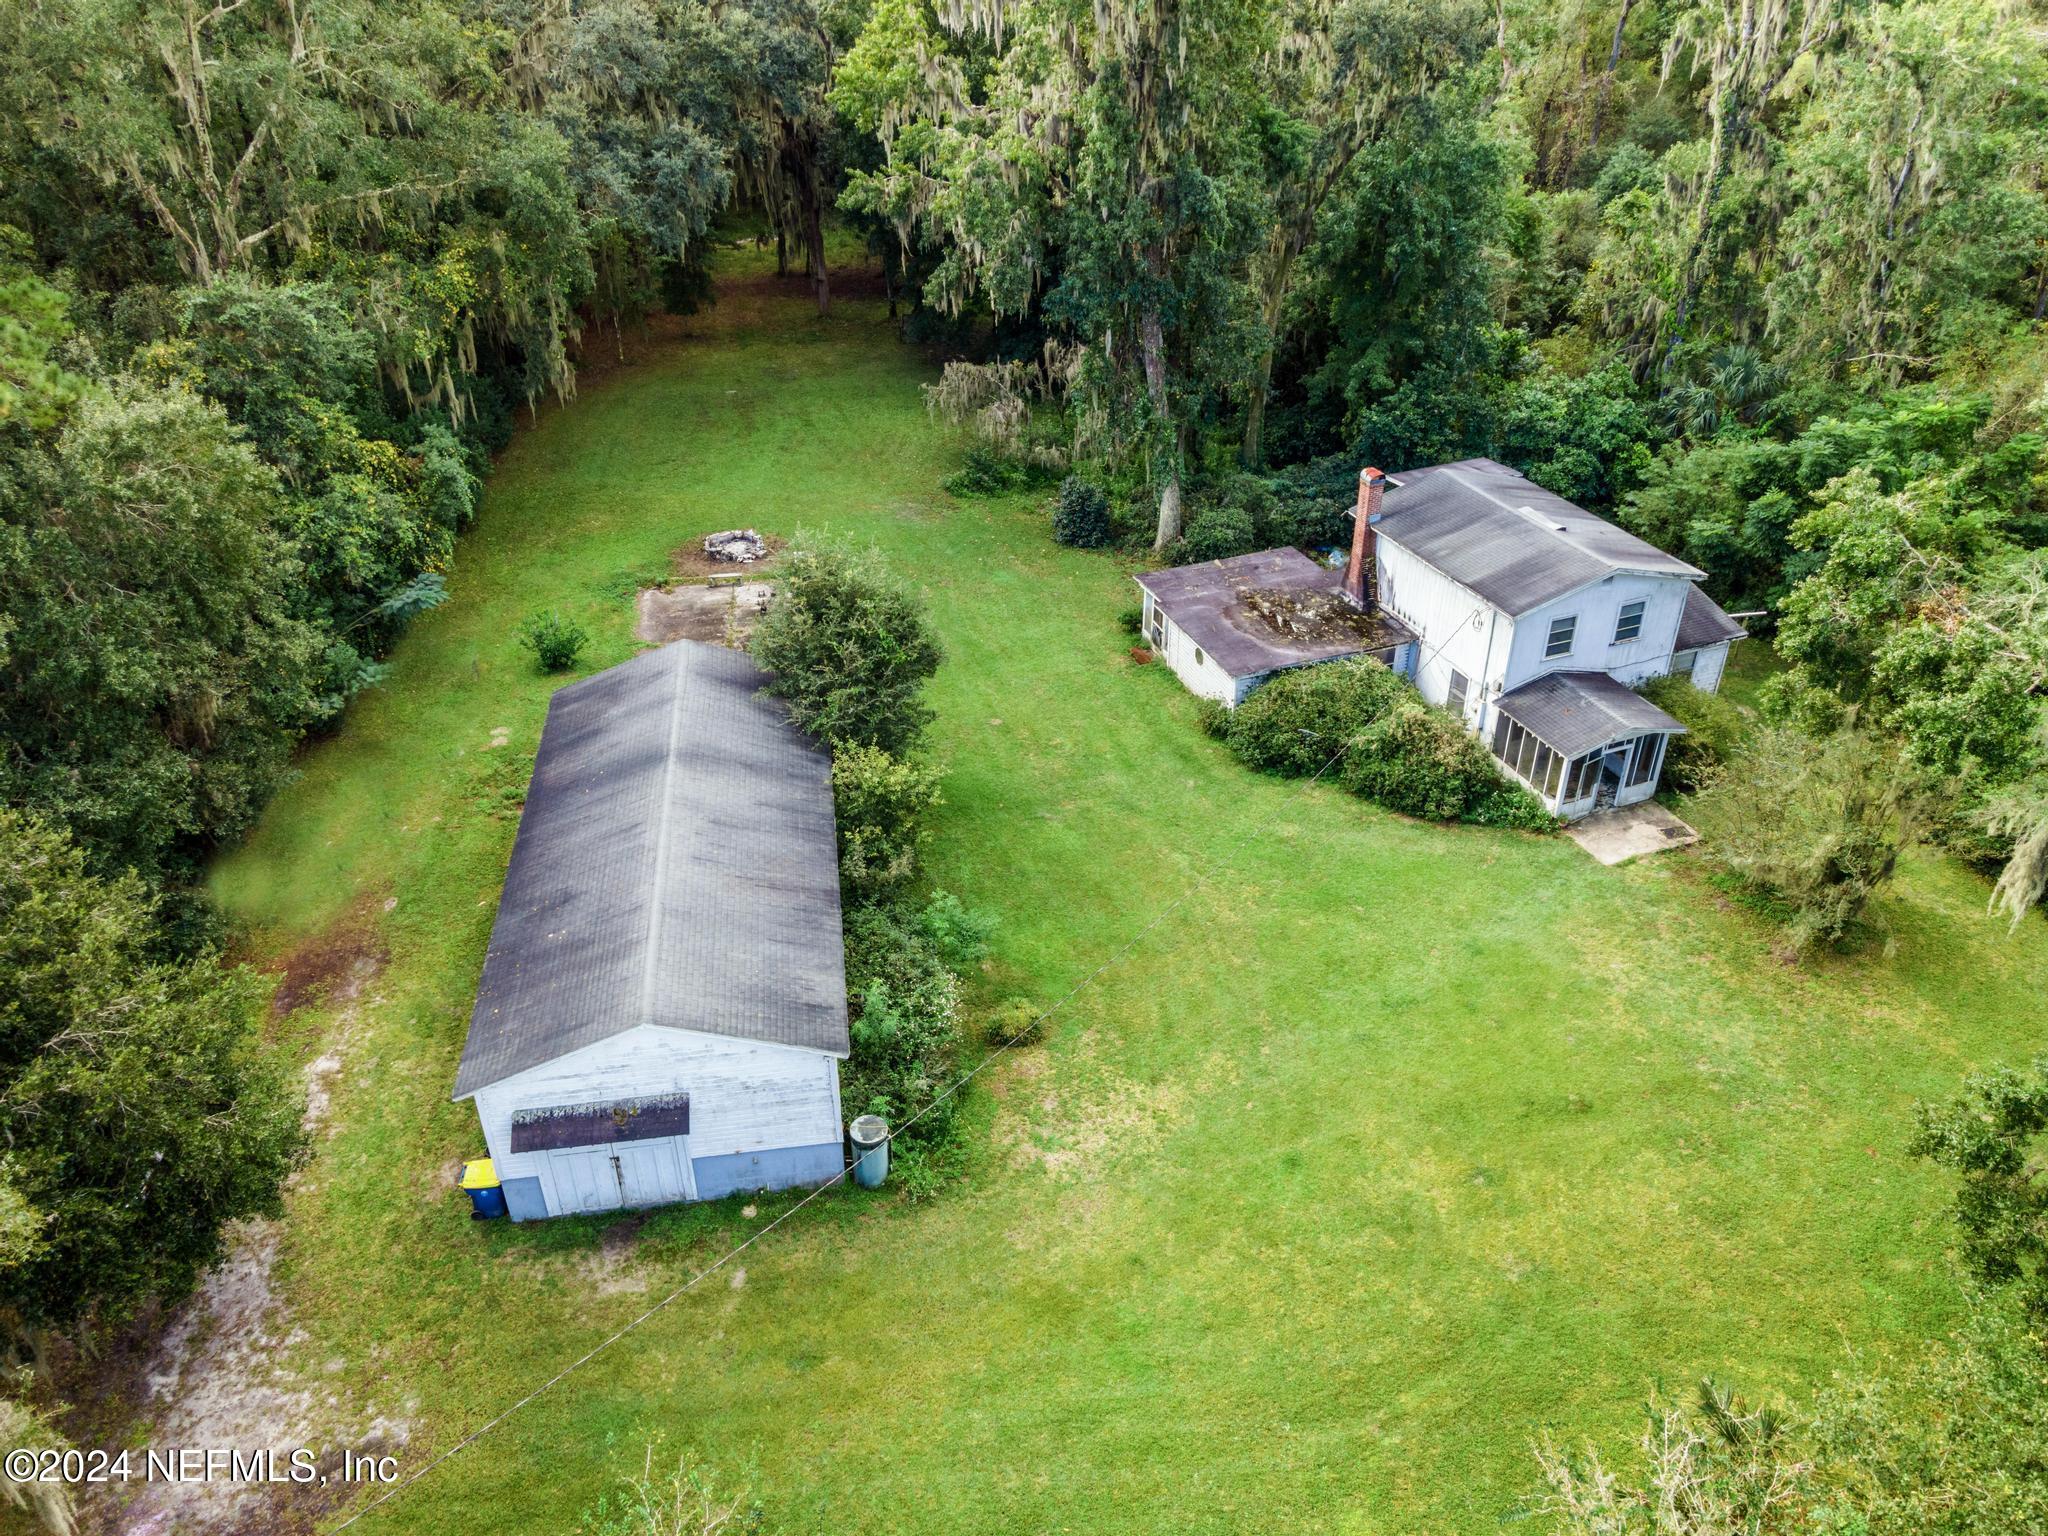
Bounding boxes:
635 582 774 645
60 905 406 1535
573 1215 654 1296
668 532 787 583
267 905 389 1021
72 1220 411 1536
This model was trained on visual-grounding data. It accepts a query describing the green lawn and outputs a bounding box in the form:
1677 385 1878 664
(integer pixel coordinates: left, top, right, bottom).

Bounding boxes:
210 253 2043 1535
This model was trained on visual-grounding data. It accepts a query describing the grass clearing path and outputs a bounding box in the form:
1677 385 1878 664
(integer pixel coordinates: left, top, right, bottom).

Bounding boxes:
209 258 2043 1535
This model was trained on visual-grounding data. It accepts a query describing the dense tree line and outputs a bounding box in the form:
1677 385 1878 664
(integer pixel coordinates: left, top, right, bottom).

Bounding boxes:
0 0 860 1383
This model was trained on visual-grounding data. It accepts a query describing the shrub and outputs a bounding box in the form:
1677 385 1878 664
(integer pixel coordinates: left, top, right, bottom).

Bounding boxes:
518 609 588 672
1340 704 1505 820
841 904 962 1135
752 541 943 755
1194 697 1230 738
1693 725 1912 952
1907 1057 2048 1322
1640 674 1749 794
1224 658 1410 776
987 996 1044 1047
944 443 1057 498
1053 476 1113 548
917 889 996 969
1117 602 1145 635
1180 502 1259 564
1218 659 1553 828
830 745 943 901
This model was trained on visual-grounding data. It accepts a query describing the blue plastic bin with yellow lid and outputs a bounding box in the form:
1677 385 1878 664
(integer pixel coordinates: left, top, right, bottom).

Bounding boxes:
459 1157 506 1220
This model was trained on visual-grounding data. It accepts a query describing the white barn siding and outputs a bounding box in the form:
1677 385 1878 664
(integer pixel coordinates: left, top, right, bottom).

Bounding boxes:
474 1025 843 1218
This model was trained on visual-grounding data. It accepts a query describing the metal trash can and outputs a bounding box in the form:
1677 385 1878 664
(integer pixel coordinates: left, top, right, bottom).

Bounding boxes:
460 1157 506 1220
849 1115 890 1190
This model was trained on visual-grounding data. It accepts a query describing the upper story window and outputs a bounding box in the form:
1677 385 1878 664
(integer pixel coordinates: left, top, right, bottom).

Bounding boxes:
1545 616 1576 659
1613 600 1645 644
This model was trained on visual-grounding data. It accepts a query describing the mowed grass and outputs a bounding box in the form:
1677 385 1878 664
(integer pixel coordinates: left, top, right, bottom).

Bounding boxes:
210 256 2044 1535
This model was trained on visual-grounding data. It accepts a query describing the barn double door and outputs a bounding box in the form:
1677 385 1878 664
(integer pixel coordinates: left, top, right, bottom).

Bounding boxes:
545 1137 694 1214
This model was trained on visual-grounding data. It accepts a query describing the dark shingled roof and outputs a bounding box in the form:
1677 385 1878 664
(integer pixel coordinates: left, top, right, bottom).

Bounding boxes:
509 1094 691 1154
1132 547 1417 679
1495 671 1688 759
1375 458 1702 616
452 641 849 1101
1675 583 1748 651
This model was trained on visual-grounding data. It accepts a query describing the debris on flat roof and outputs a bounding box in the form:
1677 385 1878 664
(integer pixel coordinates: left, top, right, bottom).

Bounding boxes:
1134 547 1417 679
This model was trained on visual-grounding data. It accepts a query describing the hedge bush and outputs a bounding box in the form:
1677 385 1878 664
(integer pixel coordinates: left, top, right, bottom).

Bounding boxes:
1639 673 1749 794
1223 658 1410 776
841 903 963 1130
830 745 942 901
1222 659 1552 829
752 542 943 756
1053 476 1113 548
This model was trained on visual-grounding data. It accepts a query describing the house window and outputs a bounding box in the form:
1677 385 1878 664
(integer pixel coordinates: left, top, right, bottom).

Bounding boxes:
1545 616 1576 659
1613 600 1645 644
1148 600 1166 650
1672 649 1697 676
1445 669 1469 717
1627 733 1663 787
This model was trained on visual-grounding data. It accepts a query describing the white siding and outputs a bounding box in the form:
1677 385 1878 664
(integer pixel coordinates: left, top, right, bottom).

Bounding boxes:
1373 536 1505 729
1674 641 1731 693
1141 588 1243 704
1502 573 1692 693
471 1025 842 1194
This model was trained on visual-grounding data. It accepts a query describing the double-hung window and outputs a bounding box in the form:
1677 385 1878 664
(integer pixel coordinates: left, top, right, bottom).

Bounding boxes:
1445 669 1469 718
1613 600 1645 644
1545 616 1576 659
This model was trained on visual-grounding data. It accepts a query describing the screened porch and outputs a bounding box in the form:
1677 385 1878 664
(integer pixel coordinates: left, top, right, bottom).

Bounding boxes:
1487 671 1687 821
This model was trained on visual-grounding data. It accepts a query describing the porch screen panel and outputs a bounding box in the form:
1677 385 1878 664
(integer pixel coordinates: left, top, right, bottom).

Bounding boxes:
1493 715 1513 757
1531 741 1555 792
1516 728 1539 780
1543 748 1564 796
1627 733 1662 787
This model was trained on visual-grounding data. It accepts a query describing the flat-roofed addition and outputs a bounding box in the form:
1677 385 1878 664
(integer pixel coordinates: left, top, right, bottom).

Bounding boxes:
1134 547 1416 679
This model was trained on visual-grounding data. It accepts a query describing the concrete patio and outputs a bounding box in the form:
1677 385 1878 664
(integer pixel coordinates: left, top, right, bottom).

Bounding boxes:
1567 800 1700 865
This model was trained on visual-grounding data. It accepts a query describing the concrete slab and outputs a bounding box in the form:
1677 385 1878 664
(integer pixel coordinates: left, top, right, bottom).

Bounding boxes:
635 581 774 645
1567 801 1699 866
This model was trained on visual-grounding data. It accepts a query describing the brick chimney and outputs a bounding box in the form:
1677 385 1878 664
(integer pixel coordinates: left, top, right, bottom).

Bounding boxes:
1344 467 1386 609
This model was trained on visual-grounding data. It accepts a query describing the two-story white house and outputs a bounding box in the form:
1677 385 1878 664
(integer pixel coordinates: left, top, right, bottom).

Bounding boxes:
1369 457 1745 819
